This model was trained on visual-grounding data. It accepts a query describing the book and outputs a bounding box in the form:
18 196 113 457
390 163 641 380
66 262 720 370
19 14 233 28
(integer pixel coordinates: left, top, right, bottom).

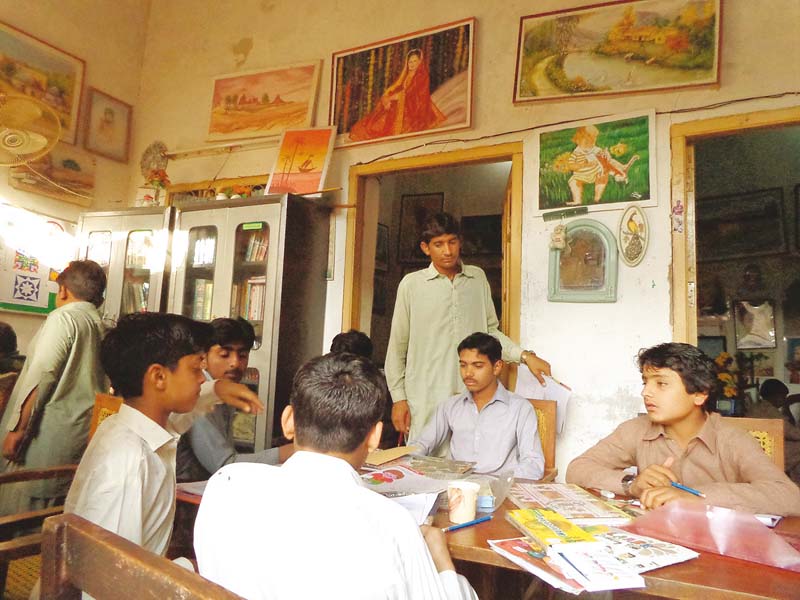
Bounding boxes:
509 482 632 526
506 508 599 550
488 538 584 596
365 445 417 467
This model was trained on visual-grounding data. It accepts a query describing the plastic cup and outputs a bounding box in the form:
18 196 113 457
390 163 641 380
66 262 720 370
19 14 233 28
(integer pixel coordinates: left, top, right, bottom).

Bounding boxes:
447 481 480 524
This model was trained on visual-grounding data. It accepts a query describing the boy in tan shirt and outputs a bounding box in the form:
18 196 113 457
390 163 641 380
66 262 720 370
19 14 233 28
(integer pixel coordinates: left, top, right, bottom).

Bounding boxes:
566 342 800 516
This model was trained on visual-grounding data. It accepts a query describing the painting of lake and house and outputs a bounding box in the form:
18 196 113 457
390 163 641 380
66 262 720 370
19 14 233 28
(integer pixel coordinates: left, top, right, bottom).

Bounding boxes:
514 0 721 102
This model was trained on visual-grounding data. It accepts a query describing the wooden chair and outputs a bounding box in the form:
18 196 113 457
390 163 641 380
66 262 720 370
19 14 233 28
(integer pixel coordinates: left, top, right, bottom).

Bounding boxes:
528 399 557 482
42 513 244 599
721 416 785 470
89 392 123 440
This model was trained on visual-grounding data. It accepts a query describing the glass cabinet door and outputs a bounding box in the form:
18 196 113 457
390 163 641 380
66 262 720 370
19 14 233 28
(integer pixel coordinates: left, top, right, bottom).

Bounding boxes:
85 231 112 276
230 221 269 345
232 366 260 452
182 226 218 320
120 230 154 316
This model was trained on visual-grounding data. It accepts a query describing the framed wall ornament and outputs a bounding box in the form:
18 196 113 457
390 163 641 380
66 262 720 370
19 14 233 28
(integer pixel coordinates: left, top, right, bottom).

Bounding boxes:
548 218 618 302
618 205 648 266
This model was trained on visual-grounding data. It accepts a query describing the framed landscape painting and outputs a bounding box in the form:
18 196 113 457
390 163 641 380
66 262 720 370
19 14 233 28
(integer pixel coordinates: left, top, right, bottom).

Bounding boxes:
266 126 336 196
330 18 474 147
0 20 85 144
534 111 656 215
207 61 321 142
514 0 721 103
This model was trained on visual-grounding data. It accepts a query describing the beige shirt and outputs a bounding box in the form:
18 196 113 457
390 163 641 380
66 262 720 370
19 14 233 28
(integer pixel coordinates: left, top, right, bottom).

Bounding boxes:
565 412 800 516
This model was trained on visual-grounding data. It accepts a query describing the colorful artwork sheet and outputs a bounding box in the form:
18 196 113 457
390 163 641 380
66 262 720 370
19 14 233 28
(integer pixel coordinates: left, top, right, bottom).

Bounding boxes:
509 483 632 525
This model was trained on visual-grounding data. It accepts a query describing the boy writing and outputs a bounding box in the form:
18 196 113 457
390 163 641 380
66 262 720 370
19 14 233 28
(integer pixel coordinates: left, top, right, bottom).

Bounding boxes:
566 342 800 515
410 332 544 479
195 352 477 599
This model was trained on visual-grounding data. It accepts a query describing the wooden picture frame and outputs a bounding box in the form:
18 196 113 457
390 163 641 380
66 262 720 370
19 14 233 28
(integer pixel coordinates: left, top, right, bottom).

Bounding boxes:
207 61 321 142
513 0 722 103
84 88 132 163
461 215 502 256
330 18 474 147
734 299 777 350
548 218 618 302
375 223 389 271
0 20 86 145
397 193 444 263
534 110 656 215
696 188 786 262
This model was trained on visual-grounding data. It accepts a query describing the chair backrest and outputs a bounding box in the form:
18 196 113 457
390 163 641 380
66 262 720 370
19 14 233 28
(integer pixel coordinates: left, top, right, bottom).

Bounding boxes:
721 416 784 470
88 393 123 441
41 514 244 599
0 371 19 420
528 399 557 481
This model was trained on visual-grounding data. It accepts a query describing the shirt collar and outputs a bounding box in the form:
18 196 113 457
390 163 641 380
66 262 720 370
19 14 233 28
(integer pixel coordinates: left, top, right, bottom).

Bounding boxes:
640 411 719 452
116 403 179 451
283 450 362 486
423 262 472 280
459 381 510 407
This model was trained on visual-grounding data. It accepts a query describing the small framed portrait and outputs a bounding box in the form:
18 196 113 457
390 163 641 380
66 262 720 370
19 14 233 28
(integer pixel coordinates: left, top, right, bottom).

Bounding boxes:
84 88 132 163
734 299 776 350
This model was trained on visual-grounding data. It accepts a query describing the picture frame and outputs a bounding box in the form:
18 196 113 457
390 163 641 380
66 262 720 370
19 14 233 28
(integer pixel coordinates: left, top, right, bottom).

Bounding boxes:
548 218 618 302
207 60 321 142
0 20 86 145
513 0 721 103
84 88 132 163
786 336 800 384
734 299 776 350
696 188 786 262
330 18 474 147
398 193 444 263
8 142 94 207
266 126 336 196
618 204 648 266
697 335 726 359
375 223 389 271
533 110 656 215
461 215 502 256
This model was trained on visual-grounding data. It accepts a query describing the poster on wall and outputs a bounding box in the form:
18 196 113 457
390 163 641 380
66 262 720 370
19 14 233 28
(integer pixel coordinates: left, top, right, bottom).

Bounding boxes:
330 18 474 147
532 110 656 216
0 204 75 314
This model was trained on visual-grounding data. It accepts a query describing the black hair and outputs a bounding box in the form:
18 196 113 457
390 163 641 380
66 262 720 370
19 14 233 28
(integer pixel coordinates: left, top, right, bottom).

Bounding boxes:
0 321 17 356
760 378 788 401
330 329 373 359
457 332 502 364
101 313 212 399
420 212 460 244
210 317 255 350
56 260 107 307
290 352 386 454
637 342 718 412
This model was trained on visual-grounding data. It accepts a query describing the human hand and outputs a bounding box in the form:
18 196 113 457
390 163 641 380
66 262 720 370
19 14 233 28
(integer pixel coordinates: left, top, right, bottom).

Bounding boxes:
639 485 702 510
2 430 24 461
213 379 264 414
391 400 411 435
629 457 677 498
420 525 455 573
523 353 552 385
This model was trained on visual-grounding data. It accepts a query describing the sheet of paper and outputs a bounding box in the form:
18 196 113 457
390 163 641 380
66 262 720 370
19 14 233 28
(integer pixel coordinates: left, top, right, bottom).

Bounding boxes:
361 465 449 494
177 480 207 496
514 372 571 433
365 445 418 467
389 492 439 525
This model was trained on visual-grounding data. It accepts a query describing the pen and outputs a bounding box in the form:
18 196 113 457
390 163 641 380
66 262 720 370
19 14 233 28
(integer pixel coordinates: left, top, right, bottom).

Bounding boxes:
441 514 492 533
671 481 706 498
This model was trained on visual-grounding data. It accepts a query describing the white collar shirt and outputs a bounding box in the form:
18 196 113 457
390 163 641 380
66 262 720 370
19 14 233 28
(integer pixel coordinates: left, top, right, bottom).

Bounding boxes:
195 452 477 600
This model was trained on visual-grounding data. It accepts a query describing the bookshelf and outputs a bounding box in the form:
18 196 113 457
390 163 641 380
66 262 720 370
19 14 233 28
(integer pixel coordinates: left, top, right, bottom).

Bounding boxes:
181 226 217 321
119 230 155 316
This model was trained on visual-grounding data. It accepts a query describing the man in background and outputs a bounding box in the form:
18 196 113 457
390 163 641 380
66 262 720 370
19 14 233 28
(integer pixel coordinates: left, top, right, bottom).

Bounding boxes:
0 260 107 516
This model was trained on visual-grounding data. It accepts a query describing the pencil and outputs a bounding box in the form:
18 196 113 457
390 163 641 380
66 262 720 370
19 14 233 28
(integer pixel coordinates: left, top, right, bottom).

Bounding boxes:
441 514 492 533
671 481 706 498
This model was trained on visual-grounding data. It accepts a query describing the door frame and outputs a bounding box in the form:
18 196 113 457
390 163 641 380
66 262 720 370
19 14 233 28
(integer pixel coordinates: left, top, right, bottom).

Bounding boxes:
670 105 800 342
342 142 524 344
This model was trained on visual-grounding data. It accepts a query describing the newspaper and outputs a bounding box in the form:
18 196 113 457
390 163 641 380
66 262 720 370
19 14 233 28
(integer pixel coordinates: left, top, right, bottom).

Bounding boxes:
509 482 631 525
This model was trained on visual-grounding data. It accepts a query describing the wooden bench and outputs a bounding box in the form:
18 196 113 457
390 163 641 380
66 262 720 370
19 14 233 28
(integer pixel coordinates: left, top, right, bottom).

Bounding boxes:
41 513 244 599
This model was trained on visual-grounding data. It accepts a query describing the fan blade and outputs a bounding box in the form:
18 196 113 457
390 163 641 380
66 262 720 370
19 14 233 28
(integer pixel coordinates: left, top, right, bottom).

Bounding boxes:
0 97 43 129
0 128 48 156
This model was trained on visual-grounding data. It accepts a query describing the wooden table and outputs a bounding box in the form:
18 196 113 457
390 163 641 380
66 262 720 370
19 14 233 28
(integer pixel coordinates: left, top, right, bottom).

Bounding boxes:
433 499 800 599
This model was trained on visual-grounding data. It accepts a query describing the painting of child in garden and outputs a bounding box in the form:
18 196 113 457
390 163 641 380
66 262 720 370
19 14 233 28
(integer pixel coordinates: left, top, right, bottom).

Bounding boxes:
536 112 654 213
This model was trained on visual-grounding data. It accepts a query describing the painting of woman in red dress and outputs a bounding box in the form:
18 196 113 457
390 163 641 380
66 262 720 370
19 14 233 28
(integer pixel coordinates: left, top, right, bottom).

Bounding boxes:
348 50 446 142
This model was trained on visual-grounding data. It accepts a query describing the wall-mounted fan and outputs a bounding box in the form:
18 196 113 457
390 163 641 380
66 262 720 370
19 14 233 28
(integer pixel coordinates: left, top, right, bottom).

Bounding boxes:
0 94 62 167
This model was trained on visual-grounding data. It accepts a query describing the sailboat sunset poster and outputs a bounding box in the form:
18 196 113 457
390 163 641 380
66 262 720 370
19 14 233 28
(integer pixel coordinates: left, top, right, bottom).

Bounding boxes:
266 126 336 195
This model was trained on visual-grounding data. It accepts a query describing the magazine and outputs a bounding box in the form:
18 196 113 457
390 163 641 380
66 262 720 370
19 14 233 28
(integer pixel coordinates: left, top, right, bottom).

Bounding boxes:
509 482 632 525
488 538 584 596
506 508 599 550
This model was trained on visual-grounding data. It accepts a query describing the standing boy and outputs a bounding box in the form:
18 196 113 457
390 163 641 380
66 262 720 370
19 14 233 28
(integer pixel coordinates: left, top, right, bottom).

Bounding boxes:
385 212 551 440
566 342 800 515
195 352 477 599
410 332 544 479
177 317 292 482
0 260 107 516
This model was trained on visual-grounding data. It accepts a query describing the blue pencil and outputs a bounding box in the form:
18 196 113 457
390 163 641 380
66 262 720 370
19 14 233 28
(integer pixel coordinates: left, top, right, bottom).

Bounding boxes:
441 514 493 533
671 481 706 498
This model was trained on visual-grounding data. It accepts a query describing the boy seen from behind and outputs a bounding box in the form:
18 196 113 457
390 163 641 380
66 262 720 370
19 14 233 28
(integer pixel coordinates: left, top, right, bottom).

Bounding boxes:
410 332 544 480
566 342 800 515
195 352 477 599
